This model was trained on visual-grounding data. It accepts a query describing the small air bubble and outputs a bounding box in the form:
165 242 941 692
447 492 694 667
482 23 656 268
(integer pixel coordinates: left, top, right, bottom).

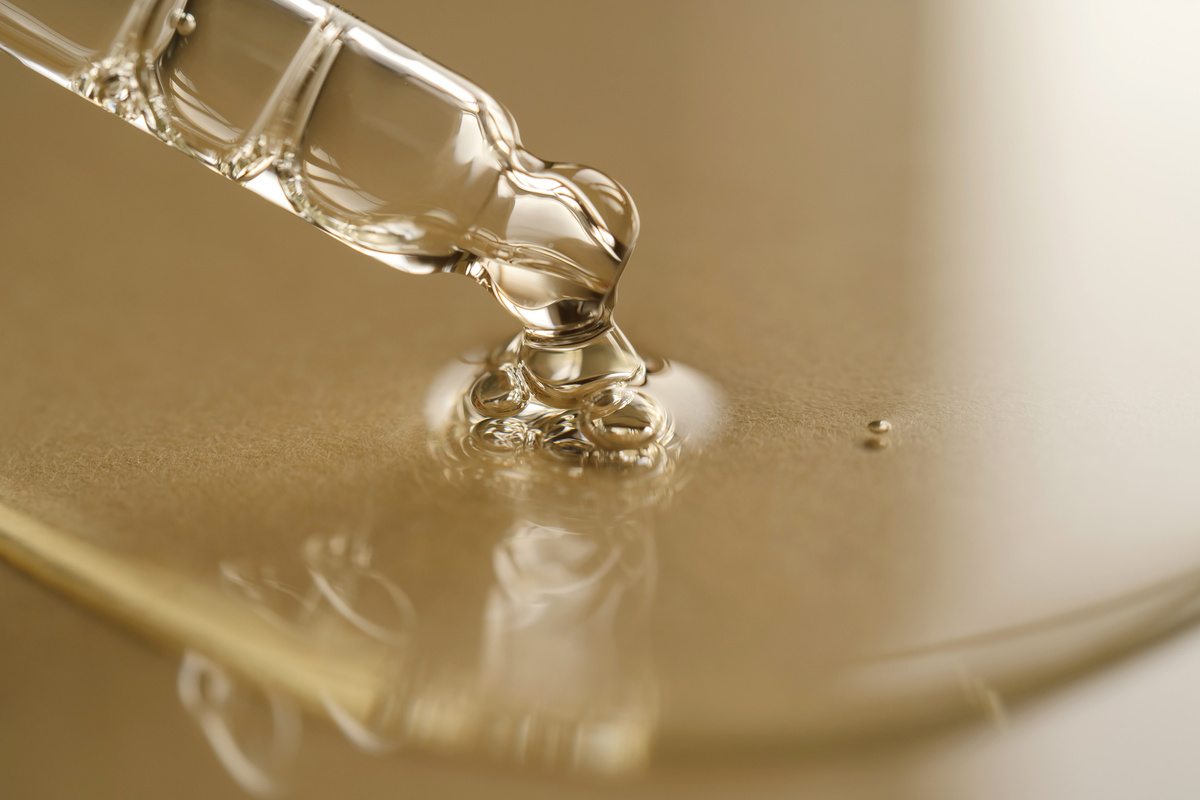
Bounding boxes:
169 9 197 36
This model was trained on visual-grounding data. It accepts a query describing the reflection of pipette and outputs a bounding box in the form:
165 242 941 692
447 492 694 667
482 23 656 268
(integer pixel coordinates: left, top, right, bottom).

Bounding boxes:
164 355 719 784
0 0 637 346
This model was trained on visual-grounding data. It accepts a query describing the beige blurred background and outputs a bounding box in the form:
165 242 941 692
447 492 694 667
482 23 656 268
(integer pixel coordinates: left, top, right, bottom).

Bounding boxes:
2 0 1200 798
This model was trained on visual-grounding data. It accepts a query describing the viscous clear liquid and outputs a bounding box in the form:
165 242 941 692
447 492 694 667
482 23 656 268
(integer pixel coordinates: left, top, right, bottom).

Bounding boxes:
0 0 647 420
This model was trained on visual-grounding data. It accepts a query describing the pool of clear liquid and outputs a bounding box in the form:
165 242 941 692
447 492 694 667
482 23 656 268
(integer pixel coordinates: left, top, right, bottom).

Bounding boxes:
2 0 1200 795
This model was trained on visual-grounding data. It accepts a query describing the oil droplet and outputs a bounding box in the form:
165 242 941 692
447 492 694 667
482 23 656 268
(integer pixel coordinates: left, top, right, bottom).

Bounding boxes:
582 386 631 415
529 412 594 463
470 418 530 454
867 420 892 434
470 363 529 417
581 389 665 451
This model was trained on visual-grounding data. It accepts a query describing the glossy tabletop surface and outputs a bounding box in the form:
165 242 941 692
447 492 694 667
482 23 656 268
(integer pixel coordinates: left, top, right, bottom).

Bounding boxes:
2 1 1199 796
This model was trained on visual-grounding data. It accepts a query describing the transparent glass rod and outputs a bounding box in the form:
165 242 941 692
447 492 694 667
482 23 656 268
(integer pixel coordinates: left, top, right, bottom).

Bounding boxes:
0 0 640 340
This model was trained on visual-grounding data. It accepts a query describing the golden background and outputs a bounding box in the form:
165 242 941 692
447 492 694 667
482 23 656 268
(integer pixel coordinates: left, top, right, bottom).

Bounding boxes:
2 1 1199 797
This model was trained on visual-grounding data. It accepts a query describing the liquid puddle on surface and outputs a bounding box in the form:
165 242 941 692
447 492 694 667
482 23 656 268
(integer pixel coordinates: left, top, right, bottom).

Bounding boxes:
0 0 727 783
11 0 1200 793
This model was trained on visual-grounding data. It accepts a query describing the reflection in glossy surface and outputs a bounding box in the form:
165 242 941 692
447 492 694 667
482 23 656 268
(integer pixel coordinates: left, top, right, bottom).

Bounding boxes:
0 402 689 787
147 357 719 786
179 651 302 797
5 1 1200 796
176 530 417 793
